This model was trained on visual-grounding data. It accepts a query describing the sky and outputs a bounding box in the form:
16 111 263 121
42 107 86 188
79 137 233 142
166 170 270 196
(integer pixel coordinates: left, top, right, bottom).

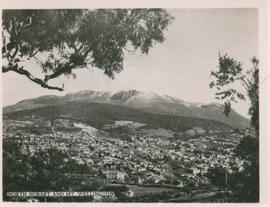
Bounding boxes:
2 9 258 118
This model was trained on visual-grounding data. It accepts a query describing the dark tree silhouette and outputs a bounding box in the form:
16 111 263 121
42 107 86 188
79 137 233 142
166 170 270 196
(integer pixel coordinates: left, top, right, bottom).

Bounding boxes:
2 9 173 91
210 53 259 134
209 54 259 202
3 139 97 201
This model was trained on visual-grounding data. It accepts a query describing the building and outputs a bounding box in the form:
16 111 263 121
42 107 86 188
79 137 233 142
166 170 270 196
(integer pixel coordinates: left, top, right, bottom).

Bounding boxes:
101 169 126 183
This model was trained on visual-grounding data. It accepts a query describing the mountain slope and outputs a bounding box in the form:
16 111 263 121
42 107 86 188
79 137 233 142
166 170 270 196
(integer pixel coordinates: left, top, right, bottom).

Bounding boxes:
4 102 232 132
3 90 249 129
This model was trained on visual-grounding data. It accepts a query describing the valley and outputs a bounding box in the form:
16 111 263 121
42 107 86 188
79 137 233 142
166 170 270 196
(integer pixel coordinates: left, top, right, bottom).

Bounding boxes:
2 90 250 202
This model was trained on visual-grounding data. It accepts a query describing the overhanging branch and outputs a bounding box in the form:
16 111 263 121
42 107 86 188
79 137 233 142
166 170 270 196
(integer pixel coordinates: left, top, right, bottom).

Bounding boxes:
44 64 74 82
2 65 64 91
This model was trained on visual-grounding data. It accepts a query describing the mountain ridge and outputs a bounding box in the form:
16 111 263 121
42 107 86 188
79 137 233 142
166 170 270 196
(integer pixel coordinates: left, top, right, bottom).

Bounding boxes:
4 102 233 134
3 89 250 129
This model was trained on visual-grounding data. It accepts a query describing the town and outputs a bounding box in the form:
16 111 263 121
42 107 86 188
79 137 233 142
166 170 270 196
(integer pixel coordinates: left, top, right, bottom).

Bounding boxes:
3 115 247 201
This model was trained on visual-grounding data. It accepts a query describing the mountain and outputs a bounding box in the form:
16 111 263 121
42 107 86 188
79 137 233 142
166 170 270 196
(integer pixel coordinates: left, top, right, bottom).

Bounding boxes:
3 90 249 129
4 102 232 133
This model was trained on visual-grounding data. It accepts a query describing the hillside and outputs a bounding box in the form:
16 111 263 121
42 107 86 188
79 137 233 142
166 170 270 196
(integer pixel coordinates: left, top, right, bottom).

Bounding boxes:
4 102 232 133
3 90 250 129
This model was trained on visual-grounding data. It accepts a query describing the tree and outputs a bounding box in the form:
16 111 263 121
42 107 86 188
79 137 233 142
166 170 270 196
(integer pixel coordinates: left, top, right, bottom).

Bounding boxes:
2 9 173 91
2 139 96 201
209 53 259 134
209 54 259 202
206 166 227 188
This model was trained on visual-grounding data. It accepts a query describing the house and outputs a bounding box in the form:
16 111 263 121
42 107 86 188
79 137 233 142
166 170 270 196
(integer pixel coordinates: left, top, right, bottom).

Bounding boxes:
191 167 200 175
117 171 126 183
101 169 127 183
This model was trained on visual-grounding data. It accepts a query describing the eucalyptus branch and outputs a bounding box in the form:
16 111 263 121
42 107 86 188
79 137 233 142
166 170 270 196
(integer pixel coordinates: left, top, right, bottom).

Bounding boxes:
44 63 76 82
29 48 41 58
3 64 64 91
2 9 172 91
240 77 250 92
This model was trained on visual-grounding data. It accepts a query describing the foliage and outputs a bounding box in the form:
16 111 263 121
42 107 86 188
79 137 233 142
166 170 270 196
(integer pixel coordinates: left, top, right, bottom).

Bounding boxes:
104 126 133 140
2 9 173 91
209 54 259 202
206 136 259 202
210 54 259 134
229 160 259 202
205 136 259 202
247 58 259 134
230 135 259 202
2 139 97 201
206 166 227 188
234 135 259 162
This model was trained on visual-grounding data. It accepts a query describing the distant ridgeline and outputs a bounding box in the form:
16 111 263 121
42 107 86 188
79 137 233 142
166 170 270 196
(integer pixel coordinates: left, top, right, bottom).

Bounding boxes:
4 90 250 134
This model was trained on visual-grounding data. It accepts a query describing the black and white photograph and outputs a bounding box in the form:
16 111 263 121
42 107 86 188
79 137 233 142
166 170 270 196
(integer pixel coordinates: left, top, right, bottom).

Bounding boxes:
1 0 269 205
